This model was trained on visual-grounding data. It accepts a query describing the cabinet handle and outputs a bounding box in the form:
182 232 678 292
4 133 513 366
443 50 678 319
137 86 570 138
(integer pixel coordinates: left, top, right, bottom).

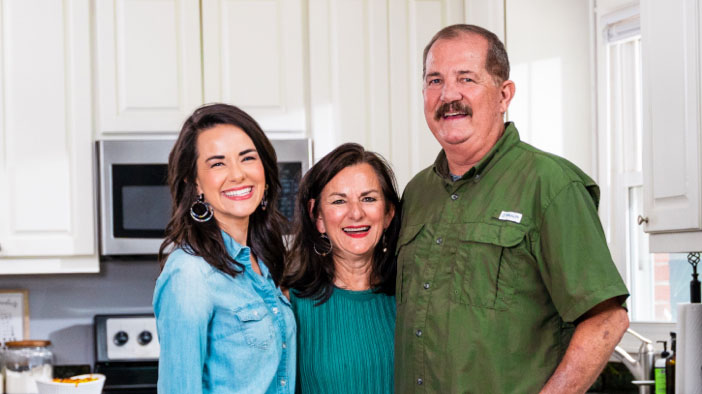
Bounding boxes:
637 215 649 225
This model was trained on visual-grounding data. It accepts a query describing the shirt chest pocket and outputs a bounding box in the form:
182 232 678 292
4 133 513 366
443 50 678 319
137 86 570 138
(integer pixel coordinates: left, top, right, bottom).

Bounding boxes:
213 304 275 350
450 223 526 310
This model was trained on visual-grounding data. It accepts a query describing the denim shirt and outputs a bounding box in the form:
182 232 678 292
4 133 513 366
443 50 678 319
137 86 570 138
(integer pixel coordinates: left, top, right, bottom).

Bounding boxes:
153 231 296 394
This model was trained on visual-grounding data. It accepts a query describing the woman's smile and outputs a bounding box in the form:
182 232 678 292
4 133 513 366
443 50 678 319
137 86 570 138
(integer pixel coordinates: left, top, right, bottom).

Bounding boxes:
223 186 255 200
342 225 371 238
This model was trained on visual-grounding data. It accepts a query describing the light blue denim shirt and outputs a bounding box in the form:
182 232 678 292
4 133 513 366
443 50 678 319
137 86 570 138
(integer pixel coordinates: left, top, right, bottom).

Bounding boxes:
153 231 296 394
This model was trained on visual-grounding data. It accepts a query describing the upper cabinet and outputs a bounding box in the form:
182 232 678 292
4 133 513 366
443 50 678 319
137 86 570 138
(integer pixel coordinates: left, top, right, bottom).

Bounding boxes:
94 0 484 187
95 0 203 135
202 0 307 133
307 0 470 188
95 0 307 136
0 0 501 274
0 0 98 273
641 0 702 252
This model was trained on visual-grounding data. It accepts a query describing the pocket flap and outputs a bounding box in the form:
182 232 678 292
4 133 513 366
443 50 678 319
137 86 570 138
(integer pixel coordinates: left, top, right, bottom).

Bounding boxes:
234 305 268 322
395 224 424 255
460 222 525 248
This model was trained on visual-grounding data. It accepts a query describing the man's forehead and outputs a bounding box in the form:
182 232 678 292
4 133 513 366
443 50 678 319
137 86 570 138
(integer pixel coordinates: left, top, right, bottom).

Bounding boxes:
438 31 487 45
425 33 488 71
430 33 488 55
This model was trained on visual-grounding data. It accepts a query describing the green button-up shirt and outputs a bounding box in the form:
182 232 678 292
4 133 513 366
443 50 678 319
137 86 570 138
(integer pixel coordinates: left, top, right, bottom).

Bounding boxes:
395 123 629 394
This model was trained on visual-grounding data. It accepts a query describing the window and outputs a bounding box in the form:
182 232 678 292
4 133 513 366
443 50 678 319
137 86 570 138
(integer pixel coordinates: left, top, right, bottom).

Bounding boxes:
597 6 691 324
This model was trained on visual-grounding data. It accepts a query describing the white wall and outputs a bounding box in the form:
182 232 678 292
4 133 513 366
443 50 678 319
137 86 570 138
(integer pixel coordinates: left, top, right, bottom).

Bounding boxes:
506 0 595 177
0 260 160 365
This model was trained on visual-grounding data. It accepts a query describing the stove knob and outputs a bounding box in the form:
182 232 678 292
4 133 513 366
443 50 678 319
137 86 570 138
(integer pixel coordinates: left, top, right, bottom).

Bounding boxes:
113 331 129 346
138 330 153 345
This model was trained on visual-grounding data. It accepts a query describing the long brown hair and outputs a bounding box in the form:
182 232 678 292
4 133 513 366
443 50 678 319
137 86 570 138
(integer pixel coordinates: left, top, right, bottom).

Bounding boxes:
158 103 286 285
283 143 401 303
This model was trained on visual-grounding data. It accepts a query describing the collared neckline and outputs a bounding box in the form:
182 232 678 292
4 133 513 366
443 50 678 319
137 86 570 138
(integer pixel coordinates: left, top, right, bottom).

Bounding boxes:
220 230 271 279
433 122 520 184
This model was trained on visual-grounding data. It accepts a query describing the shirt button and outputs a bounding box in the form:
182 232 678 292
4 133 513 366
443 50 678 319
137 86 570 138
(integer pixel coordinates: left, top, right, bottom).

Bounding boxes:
423 282 430 290
436 237 443 245
282 342 287 349
280 379 286 386
451 193 459 200
417 378 424 385
272 307 279 314
416 329 422 337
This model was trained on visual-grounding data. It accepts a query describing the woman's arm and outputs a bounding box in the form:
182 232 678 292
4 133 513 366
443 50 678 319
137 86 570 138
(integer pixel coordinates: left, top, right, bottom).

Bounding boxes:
153 257 213 394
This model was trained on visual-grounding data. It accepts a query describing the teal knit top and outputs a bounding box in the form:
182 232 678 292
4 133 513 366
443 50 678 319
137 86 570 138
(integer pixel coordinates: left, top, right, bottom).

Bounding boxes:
290 287 395 394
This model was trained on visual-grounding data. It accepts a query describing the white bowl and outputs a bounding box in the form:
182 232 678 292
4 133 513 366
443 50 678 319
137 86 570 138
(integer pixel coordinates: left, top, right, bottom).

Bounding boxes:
35 374 106 394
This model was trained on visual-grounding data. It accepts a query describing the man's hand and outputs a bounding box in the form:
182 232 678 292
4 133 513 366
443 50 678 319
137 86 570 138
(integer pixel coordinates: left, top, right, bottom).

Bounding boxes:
540 297 629 394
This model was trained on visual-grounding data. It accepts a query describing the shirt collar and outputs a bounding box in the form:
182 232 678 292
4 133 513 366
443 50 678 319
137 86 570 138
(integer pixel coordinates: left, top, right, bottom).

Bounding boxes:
220 230 271 278
433 122 520 181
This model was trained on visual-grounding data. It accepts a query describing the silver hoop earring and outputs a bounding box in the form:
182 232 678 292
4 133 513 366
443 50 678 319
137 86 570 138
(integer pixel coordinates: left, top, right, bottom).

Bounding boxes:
190 194 213 222
313 233 333 256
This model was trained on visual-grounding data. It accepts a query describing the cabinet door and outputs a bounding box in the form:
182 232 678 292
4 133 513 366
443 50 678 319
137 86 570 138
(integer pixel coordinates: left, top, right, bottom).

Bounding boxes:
202 0 307 133
95 0 203 134
641 0 701 233
307 0 394 163
307 0 466 189
0 0 95 257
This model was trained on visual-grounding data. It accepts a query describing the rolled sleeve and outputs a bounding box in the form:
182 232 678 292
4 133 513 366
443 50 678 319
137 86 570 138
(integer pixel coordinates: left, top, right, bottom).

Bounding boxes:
536 182 629 323
153 254 213 394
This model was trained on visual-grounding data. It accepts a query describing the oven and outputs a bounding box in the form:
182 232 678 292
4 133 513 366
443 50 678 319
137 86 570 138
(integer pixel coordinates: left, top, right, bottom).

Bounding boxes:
97 138 312 257
93 314 159 393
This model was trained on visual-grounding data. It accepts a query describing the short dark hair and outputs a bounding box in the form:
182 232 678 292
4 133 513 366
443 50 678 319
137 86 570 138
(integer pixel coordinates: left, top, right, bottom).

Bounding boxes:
422 24 510 84
159 103 287 285
283 143 401 304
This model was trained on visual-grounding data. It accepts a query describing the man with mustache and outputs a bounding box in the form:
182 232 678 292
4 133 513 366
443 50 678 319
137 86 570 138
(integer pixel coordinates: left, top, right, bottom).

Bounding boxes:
395 24 629 393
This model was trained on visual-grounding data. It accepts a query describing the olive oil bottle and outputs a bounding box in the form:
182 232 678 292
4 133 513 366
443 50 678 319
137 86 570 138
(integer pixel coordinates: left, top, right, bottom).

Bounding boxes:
666 332 676 394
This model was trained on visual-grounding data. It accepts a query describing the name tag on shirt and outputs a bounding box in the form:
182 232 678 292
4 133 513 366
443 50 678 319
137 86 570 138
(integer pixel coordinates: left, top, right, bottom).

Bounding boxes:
498 211 523 223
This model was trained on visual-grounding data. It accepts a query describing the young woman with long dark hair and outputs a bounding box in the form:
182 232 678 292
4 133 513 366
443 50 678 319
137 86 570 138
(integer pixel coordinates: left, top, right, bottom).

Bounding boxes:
153 103 295 394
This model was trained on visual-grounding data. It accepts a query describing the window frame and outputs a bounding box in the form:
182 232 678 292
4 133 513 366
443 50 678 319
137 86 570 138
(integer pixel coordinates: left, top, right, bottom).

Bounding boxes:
593 2 675 351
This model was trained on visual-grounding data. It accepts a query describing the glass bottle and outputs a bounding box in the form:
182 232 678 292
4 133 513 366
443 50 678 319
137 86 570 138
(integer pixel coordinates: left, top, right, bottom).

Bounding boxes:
2 340 53 394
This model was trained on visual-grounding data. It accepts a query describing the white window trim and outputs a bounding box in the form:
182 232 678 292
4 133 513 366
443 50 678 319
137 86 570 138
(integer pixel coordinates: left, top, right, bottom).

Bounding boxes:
593 2 675 350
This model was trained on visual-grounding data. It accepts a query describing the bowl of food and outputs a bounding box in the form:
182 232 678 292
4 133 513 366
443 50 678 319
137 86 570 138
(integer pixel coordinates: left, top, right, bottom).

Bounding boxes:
36 374 106 394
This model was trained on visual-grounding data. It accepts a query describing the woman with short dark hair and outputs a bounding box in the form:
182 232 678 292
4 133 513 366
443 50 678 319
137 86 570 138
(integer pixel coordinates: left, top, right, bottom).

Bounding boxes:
284 143 400 394
153 103 295 394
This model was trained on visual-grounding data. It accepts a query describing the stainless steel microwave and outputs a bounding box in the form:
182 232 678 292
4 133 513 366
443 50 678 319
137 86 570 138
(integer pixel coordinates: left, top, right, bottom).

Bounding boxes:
97 138 312 256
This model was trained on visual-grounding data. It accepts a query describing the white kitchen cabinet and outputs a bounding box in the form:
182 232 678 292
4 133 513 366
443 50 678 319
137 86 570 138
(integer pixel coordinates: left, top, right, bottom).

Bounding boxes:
0 0 98 273
202 0 307 133
641 0 702 252
308 0 470 189
95 0 203 135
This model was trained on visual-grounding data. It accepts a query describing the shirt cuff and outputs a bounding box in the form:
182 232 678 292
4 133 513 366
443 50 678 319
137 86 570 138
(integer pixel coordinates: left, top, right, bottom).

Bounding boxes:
560 282 630 323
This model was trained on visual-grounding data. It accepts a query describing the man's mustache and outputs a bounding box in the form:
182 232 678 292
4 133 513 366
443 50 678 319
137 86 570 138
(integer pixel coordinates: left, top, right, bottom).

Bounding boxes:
434 101 473 121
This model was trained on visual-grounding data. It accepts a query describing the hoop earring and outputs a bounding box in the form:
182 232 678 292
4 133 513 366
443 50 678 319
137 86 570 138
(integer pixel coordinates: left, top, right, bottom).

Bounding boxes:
260 184 269 211
190 194 213 222
313 233 333 256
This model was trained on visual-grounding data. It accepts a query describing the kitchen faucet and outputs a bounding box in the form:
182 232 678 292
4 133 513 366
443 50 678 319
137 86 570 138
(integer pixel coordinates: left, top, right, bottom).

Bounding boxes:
611 328 655 394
